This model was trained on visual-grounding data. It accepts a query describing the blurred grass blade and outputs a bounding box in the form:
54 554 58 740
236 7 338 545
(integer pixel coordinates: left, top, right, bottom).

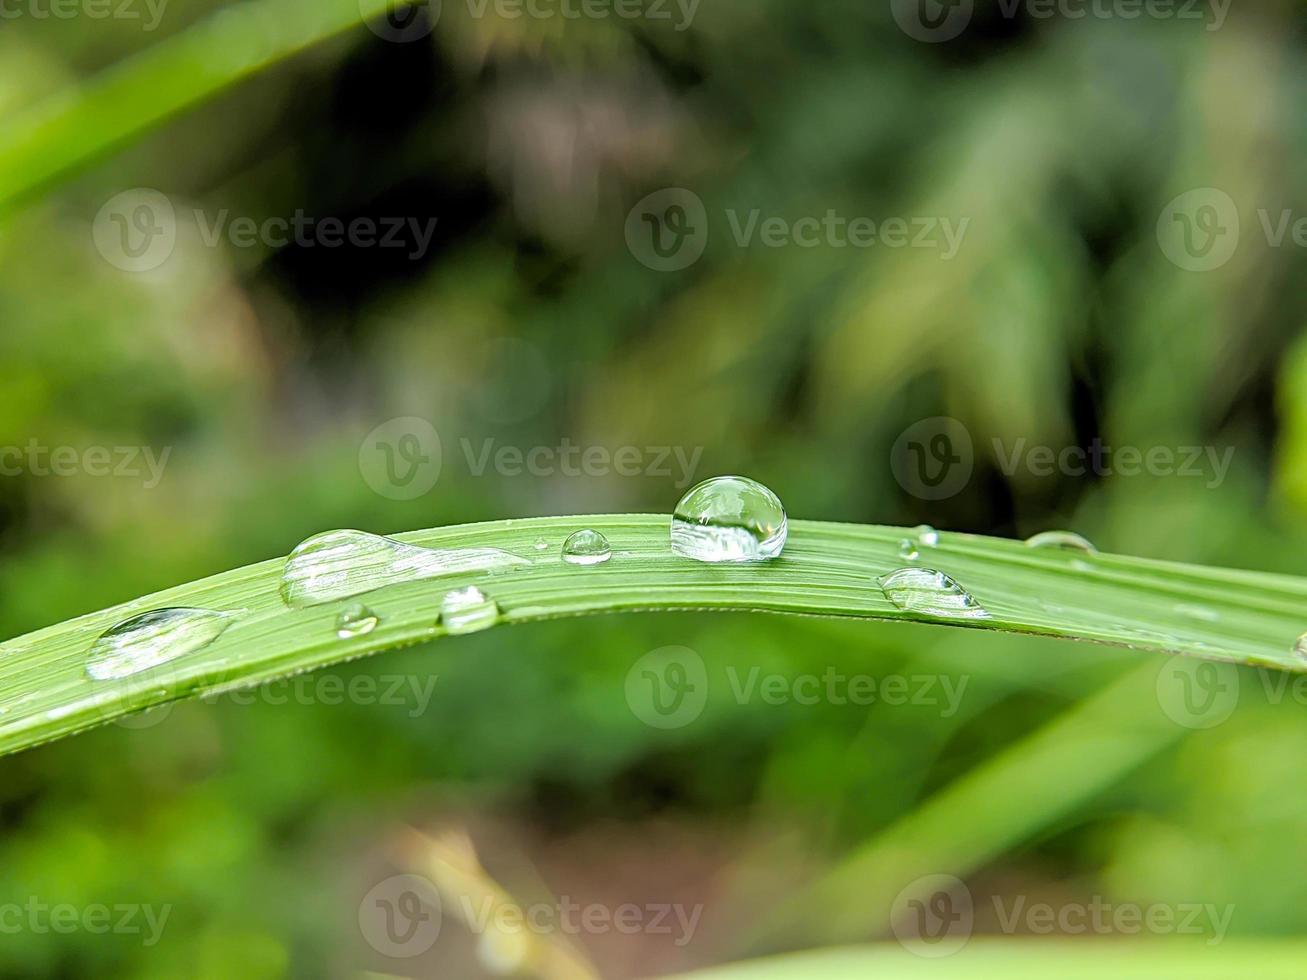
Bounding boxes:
662 939 1307 980
0 0 406 210
0 515 1304 757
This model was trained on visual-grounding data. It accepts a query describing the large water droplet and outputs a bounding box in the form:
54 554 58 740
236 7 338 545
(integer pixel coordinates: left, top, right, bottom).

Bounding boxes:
878 568 991 620
670 476 787 563
440 587 501 635
562 529 612 566
280 530 529 608
336 603 380 639
1024 530 1098 554
86 608 234 681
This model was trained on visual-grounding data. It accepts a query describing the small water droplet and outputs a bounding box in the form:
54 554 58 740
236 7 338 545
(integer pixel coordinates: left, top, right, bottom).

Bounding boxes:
1024 530 1098 554
671 475 787 563
440 587 501 635
878 568 991 620
534 538 549 552
86 608 234 681
1293 633 1307 663
562 529 612 566
914 524 940 548
897 539 920 561
336 603 380 639
280 529 529 608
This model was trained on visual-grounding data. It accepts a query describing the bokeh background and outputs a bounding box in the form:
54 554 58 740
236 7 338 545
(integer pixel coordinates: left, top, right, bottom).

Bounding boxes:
2 0 1307 976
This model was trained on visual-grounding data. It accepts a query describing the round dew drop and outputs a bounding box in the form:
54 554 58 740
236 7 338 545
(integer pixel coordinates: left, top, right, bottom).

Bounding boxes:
562 529 612 566
670 476 787 563
335 603 380 639
440 587 501 635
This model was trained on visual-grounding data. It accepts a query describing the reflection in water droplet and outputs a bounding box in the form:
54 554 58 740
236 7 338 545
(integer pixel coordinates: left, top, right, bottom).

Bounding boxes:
671 476 787 563
280 529 529 608
336 603 380 639
562 529 612 566
86 608 234 681
440 587 501 635
878 568 991 620
1024 530 1098 554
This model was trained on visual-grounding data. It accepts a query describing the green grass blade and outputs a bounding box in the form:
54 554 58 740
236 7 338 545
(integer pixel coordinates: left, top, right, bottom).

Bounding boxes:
0 515 1303 757
0 0 402 210
662 939 1307 980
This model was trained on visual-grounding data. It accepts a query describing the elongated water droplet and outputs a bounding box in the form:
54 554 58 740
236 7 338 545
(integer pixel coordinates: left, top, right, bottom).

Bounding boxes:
562 529 612 566
1024 530 1097 554
86 608 234 681
878 568 991 620
440 587 501 635
336 603 380 639
1175 603 1219 623
671 476 787 562
280 530 529 608
913 524 940 548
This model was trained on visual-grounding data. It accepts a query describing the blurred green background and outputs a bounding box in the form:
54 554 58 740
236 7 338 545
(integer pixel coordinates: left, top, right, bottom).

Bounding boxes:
2 0 1307 976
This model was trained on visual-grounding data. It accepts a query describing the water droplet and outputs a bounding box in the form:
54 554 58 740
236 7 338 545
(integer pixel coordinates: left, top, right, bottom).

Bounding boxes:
1024 530 1098 554
878 568 991 620
86 608 234 681
1293 632 1307 663
897 539 920 561
336 603 380 639
914 524 940 548
671 476 787 563
562 529 612 566
534 538 549 552
280 530 529 608
440 587 501 635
